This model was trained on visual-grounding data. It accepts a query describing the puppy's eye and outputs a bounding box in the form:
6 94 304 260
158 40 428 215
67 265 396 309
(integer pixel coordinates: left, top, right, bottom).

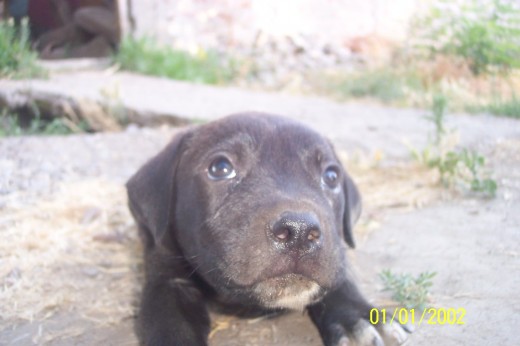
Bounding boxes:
322 166 341 189
208 156 236 180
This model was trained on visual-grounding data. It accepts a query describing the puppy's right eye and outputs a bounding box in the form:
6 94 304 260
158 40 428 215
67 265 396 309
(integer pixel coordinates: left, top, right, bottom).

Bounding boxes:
208 156 236 180
322 165 341 189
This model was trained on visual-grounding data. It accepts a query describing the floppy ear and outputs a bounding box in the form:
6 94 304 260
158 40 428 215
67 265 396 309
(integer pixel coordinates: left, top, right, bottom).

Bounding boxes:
126 130 191 246
342 173 362 249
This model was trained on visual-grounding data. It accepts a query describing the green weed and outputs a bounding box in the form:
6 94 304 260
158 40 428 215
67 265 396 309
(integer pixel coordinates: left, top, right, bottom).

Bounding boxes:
467 96 520 118
335 68 424 104
312 61 519 113
0 20 46 79
427 94 448 145
114 37 236 84
412 0 520 75
411 95 497 197
379 270 436 310
428 149 497 195
0 110 81 136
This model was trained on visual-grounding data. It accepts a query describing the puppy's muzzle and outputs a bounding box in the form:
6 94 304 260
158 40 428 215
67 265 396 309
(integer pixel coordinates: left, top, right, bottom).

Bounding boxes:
269 211 322 255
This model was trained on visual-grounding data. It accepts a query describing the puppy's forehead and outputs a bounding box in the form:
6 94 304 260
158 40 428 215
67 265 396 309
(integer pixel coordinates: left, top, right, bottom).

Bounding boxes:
190 114 332 155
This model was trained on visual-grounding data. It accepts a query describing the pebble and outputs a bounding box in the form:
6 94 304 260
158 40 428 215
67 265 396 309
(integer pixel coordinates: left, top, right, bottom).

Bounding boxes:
81 266 99 278
3 267 22 287
81 206 102 225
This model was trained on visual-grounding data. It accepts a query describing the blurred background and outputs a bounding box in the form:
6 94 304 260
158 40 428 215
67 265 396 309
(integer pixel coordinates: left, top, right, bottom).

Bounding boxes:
1 0 519 122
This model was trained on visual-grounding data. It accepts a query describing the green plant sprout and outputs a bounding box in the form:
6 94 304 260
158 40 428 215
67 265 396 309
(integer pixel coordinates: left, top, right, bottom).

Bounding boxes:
379 270 436 310
411 94 497 197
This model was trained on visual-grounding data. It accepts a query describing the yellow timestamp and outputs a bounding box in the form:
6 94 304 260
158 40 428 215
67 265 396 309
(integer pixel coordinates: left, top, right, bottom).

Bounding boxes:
369 308 466 326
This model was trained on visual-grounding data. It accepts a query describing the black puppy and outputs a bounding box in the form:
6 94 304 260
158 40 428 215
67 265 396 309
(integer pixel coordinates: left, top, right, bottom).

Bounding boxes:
127 113 409 345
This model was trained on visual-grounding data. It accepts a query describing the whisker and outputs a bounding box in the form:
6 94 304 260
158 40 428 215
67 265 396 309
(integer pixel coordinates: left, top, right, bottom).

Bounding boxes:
187 263 202 278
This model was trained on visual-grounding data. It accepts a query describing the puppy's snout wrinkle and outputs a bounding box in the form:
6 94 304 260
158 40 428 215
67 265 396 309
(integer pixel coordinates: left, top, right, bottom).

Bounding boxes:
270 212 322 253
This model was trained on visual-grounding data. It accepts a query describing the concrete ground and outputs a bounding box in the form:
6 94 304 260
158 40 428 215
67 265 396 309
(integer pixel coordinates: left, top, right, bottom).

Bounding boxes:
1 71 519 345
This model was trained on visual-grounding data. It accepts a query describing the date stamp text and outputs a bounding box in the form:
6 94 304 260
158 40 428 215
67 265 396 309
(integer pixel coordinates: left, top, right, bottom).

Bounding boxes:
369 308 466 326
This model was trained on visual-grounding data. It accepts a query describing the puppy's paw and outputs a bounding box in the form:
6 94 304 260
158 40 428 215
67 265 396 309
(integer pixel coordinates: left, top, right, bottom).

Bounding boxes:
374 322 410 345
327 319 410 346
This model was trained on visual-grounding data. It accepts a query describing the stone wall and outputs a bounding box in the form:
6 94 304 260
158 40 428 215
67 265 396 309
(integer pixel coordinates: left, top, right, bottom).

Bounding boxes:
116 0 432 86
119 0 430 50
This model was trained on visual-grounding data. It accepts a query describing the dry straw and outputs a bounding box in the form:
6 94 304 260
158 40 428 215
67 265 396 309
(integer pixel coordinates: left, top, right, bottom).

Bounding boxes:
1 180 142 341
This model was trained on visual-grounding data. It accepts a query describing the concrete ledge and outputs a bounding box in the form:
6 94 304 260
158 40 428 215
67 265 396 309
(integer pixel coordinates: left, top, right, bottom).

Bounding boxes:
1 71 519 158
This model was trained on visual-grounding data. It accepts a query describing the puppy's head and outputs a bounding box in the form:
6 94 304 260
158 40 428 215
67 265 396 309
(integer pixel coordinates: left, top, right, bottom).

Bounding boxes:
127 113 361 310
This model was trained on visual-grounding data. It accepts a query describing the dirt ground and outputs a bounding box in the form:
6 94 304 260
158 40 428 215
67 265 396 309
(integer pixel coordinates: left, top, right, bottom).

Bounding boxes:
1 113 519 345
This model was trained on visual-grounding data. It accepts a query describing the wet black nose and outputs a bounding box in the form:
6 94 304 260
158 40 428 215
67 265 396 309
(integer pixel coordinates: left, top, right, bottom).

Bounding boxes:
270 212 322 253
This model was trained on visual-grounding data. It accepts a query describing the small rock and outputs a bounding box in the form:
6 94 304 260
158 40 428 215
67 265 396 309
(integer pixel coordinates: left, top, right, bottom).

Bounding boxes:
92 230 126 244
3 267 22 287
82 266 99 278
125 123 140 133
81 207 102 224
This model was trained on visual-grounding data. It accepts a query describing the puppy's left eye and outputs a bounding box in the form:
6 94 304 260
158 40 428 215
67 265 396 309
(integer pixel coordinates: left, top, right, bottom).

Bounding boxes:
208 156 237 180
322 166 341 189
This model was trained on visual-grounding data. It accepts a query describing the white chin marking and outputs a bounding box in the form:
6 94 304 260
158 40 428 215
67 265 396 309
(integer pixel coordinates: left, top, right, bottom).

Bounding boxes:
253 274 322 311
270 282 320 310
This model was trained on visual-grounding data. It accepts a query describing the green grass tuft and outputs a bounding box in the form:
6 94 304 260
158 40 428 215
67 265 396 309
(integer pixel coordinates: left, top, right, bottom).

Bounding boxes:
467 97 520 119
114 37 236 84
0 20 46 79
380 270 436 310
411 94 498 197
412 0 520 75
0 111 81 137
334 68 424 104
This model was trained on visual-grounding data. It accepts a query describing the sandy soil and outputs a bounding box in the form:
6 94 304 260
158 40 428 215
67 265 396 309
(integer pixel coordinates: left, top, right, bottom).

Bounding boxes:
1 118 519 345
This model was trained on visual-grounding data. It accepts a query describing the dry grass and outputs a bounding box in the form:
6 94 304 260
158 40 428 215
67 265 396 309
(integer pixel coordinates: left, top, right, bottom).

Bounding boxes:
304 55 520 115
0 180 142 342
337 150 447 243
